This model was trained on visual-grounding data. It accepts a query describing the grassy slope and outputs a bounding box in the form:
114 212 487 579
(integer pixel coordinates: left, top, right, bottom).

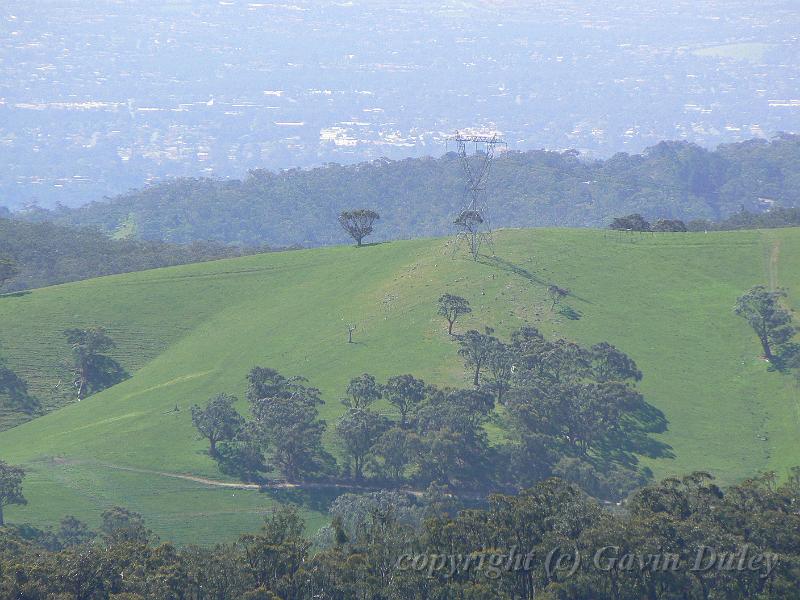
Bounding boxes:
0 228 797 544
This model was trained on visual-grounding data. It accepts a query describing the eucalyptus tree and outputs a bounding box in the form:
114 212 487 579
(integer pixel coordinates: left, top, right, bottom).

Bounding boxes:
437 293 472 335
338 209 380 246
734 285 795 361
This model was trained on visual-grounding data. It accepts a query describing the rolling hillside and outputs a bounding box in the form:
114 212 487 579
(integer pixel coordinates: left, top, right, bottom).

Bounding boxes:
0 228 797 545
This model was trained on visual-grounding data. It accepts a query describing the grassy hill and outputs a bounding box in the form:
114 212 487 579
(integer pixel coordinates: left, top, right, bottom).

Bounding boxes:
0 228 797 545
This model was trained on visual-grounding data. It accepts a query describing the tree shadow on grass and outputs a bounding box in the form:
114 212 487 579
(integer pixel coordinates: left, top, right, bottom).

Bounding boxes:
0 366 40 414
481 255 593 305
594 401 674 469
86 356 130 396
557 304 582 320
479 255 548 286
260 486 343 514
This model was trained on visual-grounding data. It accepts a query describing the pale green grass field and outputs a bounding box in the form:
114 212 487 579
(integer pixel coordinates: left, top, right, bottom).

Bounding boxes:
0 228 797 544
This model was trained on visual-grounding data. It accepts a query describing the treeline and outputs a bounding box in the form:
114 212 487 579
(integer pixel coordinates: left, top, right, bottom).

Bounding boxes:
17 135 800 247
1 470 799 599
194 321 664 502
0 218 273 292
610 207 800 233
700 206 800 231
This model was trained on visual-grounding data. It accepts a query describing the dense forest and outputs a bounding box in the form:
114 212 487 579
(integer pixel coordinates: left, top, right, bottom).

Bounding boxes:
17 135 800 247
1 470 798 599
0 218 273 292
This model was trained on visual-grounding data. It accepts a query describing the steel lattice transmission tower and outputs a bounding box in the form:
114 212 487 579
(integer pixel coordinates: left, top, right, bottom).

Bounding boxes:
448 131 507 260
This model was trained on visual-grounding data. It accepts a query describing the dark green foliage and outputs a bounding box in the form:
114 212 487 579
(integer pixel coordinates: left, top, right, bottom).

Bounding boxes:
383 374 427 427
343 373 382 409
437 293 472 335
503 326 662 496
338 209 380 246
24 136 800 247
239 506 310 596
336 407 391 481
247 369 333 481
267 324 666 499
0 217 269 292
174 316 662 503
457 327 496 387
734 286 796 362
413 387 495 488
651 218 688 232
710 206 800 230
239 367 334 481
5 523 61 551
0 256 19 290
369 427 420 482
483 338 514 405
3 471 799 598
0 460 26 526
63 327 128 399
246 367 297 406
100 506 156 545
56 515 96 548
610 213 651 231
191 393 244 457
591 341 643 383
612 216 689 232
215 422 271 482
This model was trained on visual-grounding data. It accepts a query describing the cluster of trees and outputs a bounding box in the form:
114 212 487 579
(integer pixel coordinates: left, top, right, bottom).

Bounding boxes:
691 206 800 231
193 316 660 500
611 207 800 233
191 368 335 483
1 470 799 598
0 218 272 292
19 135 800 247
610 214 688 232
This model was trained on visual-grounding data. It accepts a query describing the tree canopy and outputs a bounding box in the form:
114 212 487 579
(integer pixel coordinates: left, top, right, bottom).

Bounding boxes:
191 393 244 457
63 327 128 399
338 209 380 246
437 293 472 335
734 286 796 362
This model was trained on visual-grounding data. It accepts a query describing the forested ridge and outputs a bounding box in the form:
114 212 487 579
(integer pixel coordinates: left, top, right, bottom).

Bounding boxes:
17 135 800 248
0 218 272 293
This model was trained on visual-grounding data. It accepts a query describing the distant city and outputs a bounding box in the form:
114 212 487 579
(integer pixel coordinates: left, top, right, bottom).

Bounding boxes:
1 0 798 208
